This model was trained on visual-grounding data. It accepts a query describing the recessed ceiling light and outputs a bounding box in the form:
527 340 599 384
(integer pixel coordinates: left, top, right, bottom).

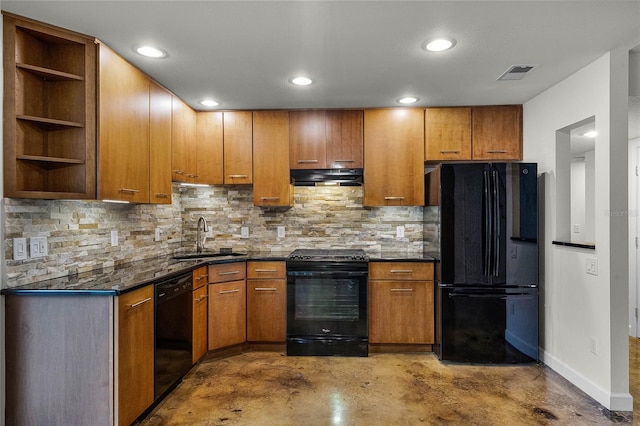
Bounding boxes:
397 96 420 105
134 45 167 58
200 99 220 107
289 76 313 86
423 37 456 52
583 130 597 138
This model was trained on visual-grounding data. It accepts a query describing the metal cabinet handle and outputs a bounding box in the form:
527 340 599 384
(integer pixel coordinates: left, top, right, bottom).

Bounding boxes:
120 188 140 194
128 297 152 308
486 150 508 154
155 193 170 198
297 159 318 163
260 197 280 201
439 150 460 154
254 269 277 273
384 196 405 200
195 295 209 303
334 159 354 163
173 170 185 175
228 174 248 178
390 269 414 274
187 174 199 178
218 289 240 294
255 287 277 291
390 288 414 292
195 275 208 281
218 271 240 276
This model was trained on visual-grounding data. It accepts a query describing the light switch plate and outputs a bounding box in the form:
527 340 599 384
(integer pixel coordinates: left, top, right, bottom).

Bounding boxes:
13 237 27 261
396 226 405 238
111 230 119 247
277 226 285 239
586 258 598 276
241 226 249 238
155 227 162 242
30 236 48 258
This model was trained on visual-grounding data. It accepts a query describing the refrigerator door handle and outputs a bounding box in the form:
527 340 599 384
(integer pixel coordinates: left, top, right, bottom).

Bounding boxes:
492 169 500 277
483 170 491 276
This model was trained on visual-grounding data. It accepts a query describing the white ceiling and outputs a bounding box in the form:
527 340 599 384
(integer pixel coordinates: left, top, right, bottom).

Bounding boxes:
3 1 640 111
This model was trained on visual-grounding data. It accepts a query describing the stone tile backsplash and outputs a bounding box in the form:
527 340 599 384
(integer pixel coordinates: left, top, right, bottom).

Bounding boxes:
3 184 434 287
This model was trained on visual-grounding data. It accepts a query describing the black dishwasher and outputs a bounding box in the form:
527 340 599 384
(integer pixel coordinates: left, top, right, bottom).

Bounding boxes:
154 272 193 400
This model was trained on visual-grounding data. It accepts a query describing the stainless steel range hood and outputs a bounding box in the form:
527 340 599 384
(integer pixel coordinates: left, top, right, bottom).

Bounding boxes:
290 168 363 186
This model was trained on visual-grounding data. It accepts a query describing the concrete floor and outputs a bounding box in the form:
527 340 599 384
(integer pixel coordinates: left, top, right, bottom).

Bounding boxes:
139 341 638 426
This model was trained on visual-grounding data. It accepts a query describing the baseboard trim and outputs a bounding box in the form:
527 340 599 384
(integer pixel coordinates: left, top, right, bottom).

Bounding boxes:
540 349 633 411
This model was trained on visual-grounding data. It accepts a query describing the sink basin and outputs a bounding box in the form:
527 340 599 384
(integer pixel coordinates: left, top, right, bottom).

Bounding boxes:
173 252 247 261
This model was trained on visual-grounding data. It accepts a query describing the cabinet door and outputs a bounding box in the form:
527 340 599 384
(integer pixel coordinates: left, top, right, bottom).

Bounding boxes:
208 280 247 350
363 109 424 206
192 285 208 363
247 279 286 342
425 107 471 161
472 105 522 160
223 111 253 184
196 112 224 185
289 110 327 169
253 111 292 206
369 280 434 344
326 110 364 168
117 285 154 426
171 96 197 182
149 82 172 204
99 44 150 203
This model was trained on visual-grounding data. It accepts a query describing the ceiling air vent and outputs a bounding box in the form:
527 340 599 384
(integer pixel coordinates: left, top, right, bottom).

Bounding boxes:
497 64 537 81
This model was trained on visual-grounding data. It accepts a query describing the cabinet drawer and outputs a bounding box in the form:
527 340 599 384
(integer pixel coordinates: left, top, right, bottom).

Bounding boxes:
208 262 246 283
247 261 286 279
369 262 434 281
192 266 208 290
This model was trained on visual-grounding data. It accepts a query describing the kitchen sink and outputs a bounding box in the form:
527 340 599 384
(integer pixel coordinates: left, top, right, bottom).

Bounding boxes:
173 252 247 261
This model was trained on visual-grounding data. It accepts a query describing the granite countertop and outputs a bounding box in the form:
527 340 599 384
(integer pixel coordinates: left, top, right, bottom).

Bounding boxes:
1 249 437 296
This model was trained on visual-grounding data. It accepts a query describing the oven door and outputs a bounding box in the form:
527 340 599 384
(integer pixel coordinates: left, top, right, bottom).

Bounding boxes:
287 263 368 339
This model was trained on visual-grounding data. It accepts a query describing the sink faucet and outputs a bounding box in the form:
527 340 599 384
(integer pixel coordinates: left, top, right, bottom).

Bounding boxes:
196 216 209 253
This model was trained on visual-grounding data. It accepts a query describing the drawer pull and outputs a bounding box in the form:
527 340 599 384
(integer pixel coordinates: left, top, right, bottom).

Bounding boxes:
254 269 277 273
218 271 240 276
334 159 354 163
195 295 209 303
218 289 240 295
155 193 170 198
486 150 508 154
120 188 140 194
260 197 280 201
187 174 199 178
390 288 414 292
255 287 277 291
384 196 405 200
128 297 152 308
439 150 460 154
390 269 414 274
228 174 248 178
196 275 208 281
297 159 319 163
173 170 185 175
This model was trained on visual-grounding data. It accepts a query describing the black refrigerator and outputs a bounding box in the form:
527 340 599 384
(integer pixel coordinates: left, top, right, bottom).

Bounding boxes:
429 163 538 364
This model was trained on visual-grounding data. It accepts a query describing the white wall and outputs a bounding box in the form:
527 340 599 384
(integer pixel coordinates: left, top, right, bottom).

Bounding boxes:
524 50 632 410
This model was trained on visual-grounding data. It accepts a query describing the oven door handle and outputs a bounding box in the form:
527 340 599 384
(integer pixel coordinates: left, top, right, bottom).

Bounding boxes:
287 271 368 277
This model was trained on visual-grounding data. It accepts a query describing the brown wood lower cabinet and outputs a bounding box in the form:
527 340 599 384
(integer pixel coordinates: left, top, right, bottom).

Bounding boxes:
117 285 155 426
368 262 435 345
247 261 286 342
208 262 247 350
192 266 209 363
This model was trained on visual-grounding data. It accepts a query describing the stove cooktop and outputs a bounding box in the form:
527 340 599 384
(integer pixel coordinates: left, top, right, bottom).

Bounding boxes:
287 249 369 262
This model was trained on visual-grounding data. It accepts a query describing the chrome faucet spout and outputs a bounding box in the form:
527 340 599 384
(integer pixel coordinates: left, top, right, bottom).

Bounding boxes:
196 216 209 253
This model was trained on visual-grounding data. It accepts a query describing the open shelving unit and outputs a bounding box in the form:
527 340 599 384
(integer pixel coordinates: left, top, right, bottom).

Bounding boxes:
3 13 96 199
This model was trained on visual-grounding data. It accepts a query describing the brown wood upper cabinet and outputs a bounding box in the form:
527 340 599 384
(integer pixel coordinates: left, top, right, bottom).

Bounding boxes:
425 107 472 161
195 112 224 185
363 109 425 206
472 105 522 160
223 111 253 184
98 43 150 203
290 110 364 169
172 96 198 183
253 111 293 206
149 82 173 203
424 105 522 162
3 13 97 199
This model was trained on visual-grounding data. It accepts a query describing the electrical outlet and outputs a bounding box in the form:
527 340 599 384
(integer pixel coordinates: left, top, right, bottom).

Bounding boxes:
574 224 581 233
396 226 405 238
30 237 48 258
586 258 598 276
277 226 285 239
510 246 518 259
111 230 119 247
155 227 162 242
590 337 598 355
241 226 249 238
13 237 27 261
